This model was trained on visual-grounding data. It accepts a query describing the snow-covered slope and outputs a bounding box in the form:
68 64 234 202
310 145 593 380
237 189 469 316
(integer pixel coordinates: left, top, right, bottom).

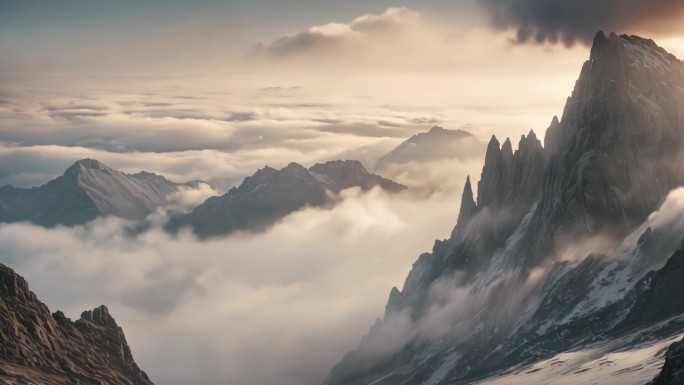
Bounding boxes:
0 159 203 227
323 32 684 385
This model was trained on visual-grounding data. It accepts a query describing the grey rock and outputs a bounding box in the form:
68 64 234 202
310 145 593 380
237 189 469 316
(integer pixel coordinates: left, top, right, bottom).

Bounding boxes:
0 158 203 227
167 160 406 238
323 32 684 385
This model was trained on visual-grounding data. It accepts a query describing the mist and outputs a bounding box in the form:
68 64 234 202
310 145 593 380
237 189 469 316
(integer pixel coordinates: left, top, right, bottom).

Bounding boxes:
0 184 473 385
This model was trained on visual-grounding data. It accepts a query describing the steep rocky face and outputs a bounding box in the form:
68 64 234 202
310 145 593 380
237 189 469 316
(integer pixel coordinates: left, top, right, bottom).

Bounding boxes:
527 32 684 264
648 337 684 385
0 263 152 384
324 33 684 385
375 126 486 172
0 159 203 227
168 160 406 238
446 130 547 271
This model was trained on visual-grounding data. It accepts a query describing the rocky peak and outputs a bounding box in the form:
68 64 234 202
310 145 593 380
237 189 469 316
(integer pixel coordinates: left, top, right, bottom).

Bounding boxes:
501 137 513 162
543 115 561 152
80 305 117 328
281 162 309 175
63 158 113 178
526 31 684 264
0 262 152 384
476 131 546 211
477 135 504 207
452 175 476 239
309 160 369 177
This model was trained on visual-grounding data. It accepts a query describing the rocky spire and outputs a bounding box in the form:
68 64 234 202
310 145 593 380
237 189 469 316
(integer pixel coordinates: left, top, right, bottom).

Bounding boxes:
544 116 561 153
477 135 504 208
452 176 477 239
501 138 513 162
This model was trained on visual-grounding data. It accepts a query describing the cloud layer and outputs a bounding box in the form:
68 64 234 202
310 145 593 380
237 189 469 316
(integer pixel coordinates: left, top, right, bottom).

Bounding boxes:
480 0 684 45
0 188 465 385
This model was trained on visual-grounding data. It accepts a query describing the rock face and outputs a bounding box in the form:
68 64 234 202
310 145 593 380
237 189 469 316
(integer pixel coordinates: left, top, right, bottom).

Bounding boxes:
375 126 486 171
167 160 406 238
323 32 684 385
0 263 152 384
0 159 204 227
526 32 684 264
648 337 684 385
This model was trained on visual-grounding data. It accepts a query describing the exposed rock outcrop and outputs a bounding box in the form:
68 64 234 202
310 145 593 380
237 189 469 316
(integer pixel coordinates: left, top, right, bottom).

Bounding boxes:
0 263 152 384
323 32 684 385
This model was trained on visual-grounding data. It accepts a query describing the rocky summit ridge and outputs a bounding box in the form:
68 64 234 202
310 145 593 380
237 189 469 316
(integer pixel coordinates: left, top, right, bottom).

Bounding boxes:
323 31 684 385
0 263 152 384
167 159 406 238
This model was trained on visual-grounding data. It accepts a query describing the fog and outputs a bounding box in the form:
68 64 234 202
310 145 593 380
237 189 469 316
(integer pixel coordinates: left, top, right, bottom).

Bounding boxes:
0 183 481 385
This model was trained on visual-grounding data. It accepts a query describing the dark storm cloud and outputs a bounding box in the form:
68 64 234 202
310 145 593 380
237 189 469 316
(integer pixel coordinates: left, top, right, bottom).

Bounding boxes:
479 0 684 45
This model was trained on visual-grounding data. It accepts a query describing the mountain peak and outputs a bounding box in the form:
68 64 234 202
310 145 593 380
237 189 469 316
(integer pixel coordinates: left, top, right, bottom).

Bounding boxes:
281 162 309 175
64 158 112 177
590 31 681 71
309 160 369 176
80 305 117 328
501 138 513 160
310 159 405 193
429 125 445 133
0 262 152 383
453 175 476 239
72 158 109 170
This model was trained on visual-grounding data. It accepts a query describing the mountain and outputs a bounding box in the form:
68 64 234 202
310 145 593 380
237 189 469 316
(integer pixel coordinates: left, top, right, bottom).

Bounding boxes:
374 126 487 194
375 126 486 171
310 160 406 193
324 32 684 385
0 262 153 384
167 160 406 238
0 159 204 227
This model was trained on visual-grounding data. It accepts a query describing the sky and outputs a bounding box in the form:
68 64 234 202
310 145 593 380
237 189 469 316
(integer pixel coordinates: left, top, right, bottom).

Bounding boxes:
2 1 684 385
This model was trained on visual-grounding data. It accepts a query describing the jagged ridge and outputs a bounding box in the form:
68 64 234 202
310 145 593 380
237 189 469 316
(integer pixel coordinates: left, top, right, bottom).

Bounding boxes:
0 263 152 384
167 160 406 238
323 32 684 385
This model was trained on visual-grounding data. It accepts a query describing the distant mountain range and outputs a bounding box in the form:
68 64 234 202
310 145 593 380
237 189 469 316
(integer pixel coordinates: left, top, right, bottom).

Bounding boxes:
167 160 406 238
0 262 152 384
0 159 203 227
324 32 684 385
375 126 486 172
373 126 487 193
0 158 407 237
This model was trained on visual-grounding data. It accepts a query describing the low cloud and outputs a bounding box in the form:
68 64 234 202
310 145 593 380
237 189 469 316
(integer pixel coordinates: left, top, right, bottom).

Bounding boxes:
479 0 684 46
0 187 463 385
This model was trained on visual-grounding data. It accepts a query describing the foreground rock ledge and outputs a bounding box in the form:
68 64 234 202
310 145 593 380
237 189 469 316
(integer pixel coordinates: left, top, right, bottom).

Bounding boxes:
0 263 153 384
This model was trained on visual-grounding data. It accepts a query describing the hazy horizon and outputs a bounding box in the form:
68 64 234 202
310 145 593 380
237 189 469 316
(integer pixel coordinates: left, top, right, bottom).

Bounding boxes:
2 1 684 384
